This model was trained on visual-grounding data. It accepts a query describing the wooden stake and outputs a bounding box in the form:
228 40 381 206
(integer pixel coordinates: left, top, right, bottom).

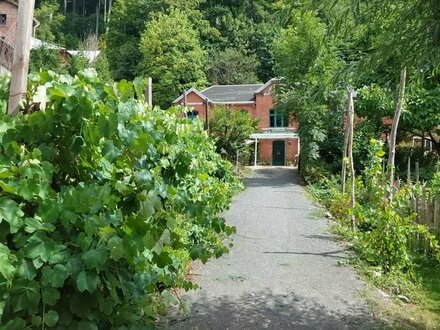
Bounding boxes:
347 88 356 232
341 99 350 194
416 161 420 183
147 77 152 106
8 0 35 115
387 67 407 200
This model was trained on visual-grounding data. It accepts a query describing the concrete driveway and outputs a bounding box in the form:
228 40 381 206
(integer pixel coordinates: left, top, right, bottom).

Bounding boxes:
164 168 383 329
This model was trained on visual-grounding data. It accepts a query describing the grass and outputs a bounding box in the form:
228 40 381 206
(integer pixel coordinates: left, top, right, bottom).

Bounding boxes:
361 262 440 330
332 224 440 329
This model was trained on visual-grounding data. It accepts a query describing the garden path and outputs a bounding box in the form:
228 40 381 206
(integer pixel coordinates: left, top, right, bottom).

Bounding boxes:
166 167 383 329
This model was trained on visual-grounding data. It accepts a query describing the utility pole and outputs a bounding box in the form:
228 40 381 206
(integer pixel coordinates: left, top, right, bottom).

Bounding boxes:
8 0 35 115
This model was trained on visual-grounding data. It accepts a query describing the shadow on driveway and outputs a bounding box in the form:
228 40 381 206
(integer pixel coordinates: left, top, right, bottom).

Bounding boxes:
244 167 299 188
164 290 384 330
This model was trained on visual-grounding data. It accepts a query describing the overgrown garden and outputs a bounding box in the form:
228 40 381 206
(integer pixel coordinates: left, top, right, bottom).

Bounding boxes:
0 70 240 328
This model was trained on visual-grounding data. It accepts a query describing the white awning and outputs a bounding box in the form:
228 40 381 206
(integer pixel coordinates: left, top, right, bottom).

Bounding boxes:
250 132 298 139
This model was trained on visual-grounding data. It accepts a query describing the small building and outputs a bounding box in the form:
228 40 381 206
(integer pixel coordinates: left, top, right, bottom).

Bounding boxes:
172 79 299 166
0 0 39 72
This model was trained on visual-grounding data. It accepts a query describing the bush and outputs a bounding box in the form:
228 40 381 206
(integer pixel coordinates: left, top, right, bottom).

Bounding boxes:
0 70 241 328
311 139 440 274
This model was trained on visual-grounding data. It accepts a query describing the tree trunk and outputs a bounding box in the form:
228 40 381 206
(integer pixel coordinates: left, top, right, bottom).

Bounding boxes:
387 67 407 200
96 1 100 36
106 0 113 33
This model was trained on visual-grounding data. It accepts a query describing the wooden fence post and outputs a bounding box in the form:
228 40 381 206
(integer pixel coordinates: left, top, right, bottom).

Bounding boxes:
341 104 350 194
8 0 35 115
347 88 356 232
387 67 407 200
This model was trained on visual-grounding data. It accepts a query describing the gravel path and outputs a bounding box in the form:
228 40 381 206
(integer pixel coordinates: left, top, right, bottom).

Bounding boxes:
165 167 383 329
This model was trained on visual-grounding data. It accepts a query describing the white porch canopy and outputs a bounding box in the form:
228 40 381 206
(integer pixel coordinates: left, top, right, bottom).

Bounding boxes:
250 132 298 139
249 131 299 166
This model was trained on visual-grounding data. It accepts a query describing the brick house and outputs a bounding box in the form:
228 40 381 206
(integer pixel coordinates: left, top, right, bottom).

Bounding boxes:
172 79 299 166
0 0 39 72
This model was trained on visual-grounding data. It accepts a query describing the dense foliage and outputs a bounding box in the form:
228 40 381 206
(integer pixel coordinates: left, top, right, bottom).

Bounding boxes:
0 71 240 328
138 10 208 109
208 107 259 162
309 140 440 274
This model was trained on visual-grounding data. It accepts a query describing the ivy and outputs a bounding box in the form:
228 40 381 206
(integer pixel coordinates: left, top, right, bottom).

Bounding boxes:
0 70 240 327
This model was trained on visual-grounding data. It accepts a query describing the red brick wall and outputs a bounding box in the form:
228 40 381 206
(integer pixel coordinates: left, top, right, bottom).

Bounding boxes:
255 93 272 129
254 86 298 130
259 138 299 165
178 91 258 123
0 1 18 45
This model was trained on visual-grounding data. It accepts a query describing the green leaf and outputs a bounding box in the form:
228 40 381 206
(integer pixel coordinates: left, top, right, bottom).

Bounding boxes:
24 234 49 261
154 251 173 268
44 310 59 327
42 287 60 306
78 68 98 82
76 271 100 293
108 237 124 261
31 315 42 327
10 279 40 314
1 317 26 330
0 243 15 282
42 264 68 288
52 264 69 288
33 85 50 109
24 216 55 233
82 248 108 270
0 197 24 234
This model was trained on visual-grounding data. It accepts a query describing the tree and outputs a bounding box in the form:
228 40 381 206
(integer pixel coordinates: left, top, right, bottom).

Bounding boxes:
208 107 259 161
274 10 344 181
105 0 153 80
207 48 260 85
402 75 440 154
34 0 65 43
138 10 207 108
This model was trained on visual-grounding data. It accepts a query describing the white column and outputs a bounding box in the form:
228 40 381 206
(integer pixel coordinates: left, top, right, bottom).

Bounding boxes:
254 138 258 167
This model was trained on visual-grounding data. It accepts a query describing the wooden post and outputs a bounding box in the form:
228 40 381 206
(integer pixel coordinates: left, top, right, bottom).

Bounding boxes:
387 67 407 200
347 88 356 232
205 99 209 131
8 0 35 115
236 150 239 172
341 103 350 194
254 138 258 167
147 77 152 106
407 157 411 184
415 161 420 183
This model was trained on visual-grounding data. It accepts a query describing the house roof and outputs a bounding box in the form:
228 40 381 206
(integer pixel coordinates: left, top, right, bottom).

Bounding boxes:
172 87 211 104
201 84 263 103
31 37 62 50
172 79 280 105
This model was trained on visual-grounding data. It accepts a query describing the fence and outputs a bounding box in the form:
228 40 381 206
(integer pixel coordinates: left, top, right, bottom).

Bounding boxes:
412 187 440 233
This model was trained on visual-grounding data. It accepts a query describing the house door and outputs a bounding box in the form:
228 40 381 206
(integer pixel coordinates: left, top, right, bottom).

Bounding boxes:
272 141 285 166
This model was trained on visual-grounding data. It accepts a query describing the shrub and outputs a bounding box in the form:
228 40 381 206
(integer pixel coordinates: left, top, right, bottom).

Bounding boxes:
0 70 240 328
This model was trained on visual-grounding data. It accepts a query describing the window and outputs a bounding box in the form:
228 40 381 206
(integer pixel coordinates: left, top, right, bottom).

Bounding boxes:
269 110 288 128
0 14 6 25
187 110 199 120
